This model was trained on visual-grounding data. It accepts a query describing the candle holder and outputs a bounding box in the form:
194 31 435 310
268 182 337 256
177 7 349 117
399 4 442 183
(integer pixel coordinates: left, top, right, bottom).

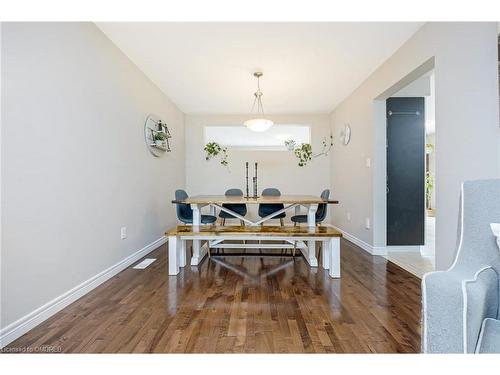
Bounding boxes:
253 162 258 198
245 162 249 198
244 161 259 198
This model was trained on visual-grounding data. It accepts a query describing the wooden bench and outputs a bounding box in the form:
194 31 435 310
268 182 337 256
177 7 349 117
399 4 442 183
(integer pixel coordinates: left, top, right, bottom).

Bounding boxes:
165 225 342 278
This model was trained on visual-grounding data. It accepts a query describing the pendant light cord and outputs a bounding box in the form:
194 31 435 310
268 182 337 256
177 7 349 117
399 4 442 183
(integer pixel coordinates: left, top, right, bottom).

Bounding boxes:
248 72 268 119
251 74 265 117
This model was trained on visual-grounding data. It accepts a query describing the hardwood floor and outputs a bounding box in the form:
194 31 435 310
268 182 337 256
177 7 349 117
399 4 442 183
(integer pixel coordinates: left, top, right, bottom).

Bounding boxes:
6 239 422 353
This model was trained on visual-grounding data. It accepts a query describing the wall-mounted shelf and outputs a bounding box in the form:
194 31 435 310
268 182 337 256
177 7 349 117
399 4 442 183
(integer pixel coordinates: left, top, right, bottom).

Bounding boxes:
144 114 172 157
149 143 169 152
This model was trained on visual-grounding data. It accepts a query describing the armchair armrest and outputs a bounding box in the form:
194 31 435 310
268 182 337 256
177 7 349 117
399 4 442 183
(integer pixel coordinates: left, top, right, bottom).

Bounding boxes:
462 266 499 353
422 271 464 353
423 267 499 353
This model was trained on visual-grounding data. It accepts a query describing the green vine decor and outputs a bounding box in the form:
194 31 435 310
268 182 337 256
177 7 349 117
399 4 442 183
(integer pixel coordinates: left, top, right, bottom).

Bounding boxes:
318 134 334 157
204 142 228 166
294 143 313 167
286 134 334 167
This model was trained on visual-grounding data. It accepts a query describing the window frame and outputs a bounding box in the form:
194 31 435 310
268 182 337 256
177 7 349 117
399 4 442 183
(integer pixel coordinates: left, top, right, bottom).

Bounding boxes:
203 124 312 151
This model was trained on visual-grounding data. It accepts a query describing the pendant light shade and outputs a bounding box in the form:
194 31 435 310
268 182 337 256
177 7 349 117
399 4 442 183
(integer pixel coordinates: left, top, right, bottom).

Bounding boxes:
243 118 274 132
244 72 274 132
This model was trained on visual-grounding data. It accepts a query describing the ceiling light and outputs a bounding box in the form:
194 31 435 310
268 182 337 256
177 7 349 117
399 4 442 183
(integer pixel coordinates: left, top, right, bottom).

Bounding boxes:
244 72 274 132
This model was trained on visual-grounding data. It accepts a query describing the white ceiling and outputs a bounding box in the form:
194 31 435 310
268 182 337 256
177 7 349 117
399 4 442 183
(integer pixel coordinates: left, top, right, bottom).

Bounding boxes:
97 22 423 114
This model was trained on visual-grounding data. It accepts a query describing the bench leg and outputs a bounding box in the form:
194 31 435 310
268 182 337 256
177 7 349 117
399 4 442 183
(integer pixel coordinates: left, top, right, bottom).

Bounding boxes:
321 239 330 269
328 237 340 278
168 235 180 275
179 239 186 268
191 240 209 266
191 240 201 265
303 240 318 267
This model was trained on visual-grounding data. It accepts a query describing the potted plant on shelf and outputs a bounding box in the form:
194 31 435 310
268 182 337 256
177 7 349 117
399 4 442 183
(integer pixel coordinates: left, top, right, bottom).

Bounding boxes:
153 132 166 148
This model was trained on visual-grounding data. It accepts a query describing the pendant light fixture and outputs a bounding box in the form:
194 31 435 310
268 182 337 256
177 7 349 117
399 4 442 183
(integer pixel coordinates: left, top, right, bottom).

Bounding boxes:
244 72 274 132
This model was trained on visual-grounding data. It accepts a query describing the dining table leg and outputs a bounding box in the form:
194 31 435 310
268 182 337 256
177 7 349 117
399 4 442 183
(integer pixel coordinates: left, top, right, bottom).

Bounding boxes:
307 204 318 228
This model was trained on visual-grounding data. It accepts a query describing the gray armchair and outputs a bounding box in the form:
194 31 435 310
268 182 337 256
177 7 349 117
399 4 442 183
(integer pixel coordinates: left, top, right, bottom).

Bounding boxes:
422 179 500 353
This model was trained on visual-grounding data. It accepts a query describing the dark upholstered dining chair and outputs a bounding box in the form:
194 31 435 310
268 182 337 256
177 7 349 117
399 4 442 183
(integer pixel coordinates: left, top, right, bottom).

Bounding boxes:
258 188 285 226
174 189 217 224
291 189 330 225
218 188 247 226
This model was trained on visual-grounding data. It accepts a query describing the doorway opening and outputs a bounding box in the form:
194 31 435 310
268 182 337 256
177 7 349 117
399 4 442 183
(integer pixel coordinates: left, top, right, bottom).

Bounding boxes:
384 70 435 277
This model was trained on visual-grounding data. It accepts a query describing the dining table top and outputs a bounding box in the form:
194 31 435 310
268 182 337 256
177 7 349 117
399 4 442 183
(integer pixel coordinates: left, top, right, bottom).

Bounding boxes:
172 194 339 205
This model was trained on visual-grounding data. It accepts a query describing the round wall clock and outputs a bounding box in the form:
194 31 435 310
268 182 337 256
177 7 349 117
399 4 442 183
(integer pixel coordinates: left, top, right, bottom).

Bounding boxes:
340 124 351 145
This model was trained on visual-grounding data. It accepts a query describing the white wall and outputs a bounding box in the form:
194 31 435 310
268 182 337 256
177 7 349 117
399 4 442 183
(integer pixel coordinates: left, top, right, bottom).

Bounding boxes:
185 114 331 222
330 22 500 270
1 23 185 331
392 75 431 97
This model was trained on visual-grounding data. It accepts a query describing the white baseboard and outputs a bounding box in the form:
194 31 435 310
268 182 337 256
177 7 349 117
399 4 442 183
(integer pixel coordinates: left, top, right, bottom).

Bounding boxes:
328 224 387 256
0 236 166 348
386 245 423 253
371 246 389 255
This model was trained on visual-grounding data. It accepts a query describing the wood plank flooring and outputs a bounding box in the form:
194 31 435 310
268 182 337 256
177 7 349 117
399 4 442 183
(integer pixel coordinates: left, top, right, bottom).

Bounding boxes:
5 239 421 353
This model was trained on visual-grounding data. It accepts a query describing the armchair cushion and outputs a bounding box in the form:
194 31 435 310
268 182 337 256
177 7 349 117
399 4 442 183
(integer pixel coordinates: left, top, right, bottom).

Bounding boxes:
476 318 500 353
462 266 499 352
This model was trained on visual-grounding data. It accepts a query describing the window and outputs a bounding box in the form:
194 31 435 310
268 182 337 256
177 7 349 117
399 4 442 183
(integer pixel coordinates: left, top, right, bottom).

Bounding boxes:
204 125 311 150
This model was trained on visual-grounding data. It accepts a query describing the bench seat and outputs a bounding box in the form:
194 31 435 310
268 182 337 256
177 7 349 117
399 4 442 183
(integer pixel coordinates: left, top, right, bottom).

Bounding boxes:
165 225 342 278
166 224 342 238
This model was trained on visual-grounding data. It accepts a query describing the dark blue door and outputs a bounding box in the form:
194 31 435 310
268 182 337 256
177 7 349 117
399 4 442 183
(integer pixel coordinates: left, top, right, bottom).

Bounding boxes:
386 97 425 246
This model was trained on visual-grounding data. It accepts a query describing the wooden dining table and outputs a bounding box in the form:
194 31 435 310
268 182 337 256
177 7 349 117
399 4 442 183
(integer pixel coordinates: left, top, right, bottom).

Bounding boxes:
171 194 339 267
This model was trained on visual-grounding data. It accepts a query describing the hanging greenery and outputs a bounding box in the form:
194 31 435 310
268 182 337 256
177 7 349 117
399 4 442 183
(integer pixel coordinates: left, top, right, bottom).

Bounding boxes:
294 143 313 167
204 141 228 166
286 134 334 167
316 134 334 157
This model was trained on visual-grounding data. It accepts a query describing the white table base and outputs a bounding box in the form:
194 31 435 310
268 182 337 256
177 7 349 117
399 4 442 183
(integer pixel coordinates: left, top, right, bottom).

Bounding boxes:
188 202 320 266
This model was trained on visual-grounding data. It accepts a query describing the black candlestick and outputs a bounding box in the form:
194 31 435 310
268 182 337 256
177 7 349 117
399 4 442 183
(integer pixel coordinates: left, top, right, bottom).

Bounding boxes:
245 162 249 198
254 162 258 198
